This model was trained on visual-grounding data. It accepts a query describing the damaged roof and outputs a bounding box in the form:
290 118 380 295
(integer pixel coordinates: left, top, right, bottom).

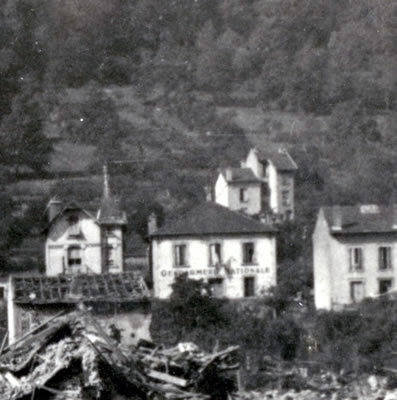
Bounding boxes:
151 202 276 237
12 272 150 304
322 205 397 234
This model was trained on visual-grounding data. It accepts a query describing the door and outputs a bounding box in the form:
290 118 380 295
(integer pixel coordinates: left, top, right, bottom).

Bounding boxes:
244 277 255 297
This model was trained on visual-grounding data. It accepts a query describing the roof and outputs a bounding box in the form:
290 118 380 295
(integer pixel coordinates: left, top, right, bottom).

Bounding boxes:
322 205 397 234
150 202 276 237
255 147 298 171
12 272 150 304
97 196 127 225
220 168 261 184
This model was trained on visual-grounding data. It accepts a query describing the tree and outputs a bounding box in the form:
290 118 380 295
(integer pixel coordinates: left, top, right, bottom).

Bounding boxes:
0 83 52 176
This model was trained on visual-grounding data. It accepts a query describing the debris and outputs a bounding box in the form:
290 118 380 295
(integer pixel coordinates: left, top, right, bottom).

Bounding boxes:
0 311 240 400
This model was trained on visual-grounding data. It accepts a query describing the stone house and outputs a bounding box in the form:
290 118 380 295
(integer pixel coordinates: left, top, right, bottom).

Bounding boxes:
313 204 397 310
149 202 277 299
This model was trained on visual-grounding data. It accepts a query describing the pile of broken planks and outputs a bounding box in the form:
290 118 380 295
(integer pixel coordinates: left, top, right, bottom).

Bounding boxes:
0 311 240 400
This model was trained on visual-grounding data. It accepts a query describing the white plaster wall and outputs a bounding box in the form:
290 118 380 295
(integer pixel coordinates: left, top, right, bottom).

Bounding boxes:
268 163 279 213
313 211 333 310
214 174 229 208
245 149 264 178
152 235 276 299
227 184 261 215
329 235 397 307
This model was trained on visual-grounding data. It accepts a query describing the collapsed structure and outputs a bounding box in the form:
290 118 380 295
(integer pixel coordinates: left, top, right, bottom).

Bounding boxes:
0 311 240 400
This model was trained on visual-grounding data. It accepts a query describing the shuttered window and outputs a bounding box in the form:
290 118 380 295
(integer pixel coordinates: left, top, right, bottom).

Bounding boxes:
379 247 392 270
349 248 363 271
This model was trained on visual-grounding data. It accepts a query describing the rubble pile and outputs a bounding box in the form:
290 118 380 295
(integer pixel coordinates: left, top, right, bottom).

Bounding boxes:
0 312 240 400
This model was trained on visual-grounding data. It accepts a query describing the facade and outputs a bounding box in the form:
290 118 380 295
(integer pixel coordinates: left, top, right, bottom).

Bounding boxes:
44 169 127 276
7 273 151 345
243 147 298 220
214 168 262 215
313 205 397 310
150 202 277 299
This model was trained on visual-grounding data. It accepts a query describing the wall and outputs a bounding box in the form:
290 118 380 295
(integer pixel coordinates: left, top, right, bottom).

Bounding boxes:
313 210 333 310
214 174 229 208
9 301 152 346
268 162 279 214
152 234 276 299
276 171 295 219
245 149 264 178
227 183 261 215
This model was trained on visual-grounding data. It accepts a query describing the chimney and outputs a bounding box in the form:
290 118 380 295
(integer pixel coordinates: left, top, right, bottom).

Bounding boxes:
225 167 233 182
204 185 213 202
47 197 62 222
331 205 342 231
148 212 158 235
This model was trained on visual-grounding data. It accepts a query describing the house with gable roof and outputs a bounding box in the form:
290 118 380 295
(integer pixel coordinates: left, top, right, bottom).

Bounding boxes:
313 204 397 310
44 166 127 276
243 146 298 221
149 202 277 299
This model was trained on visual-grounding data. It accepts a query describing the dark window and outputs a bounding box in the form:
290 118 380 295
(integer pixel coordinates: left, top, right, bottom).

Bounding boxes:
379 247 392 270
379 279 393 295
209 243 222 266
67 214 81 237
244 277 255 297
350 281 365 303
68 246 82 266
107 245 115 267
281 190 290 207
349 248 363 271
240 188 247 202
174 244 187 267
0 287 4 299
242 242 255 264
208 278 224 297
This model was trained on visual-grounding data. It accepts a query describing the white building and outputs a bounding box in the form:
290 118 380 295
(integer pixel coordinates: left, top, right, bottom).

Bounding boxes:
149 202 277 299
243 147 298 220
313 204 397 310
44 167 127 276
214 168 262 215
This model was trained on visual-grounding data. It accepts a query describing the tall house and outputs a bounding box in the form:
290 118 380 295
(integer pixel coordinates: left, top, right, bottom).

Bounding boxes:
44 166 127 276
313 204 397 310
243 147 298 220
214 168 262 215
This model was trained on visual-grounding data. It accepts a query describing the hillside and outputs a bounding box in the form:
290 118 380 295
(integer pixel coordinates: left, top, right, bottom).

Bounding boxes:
0 0 396 272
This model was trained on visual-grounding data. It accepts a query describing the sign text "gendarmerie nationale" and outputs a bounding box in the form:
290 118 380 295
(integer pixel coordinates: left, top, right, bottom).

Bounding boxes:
161 267 268 277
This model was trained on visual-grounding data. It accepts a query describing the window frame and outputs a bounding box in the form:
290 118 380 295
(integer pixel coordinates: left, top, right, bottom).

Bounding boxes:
350 280 365 303
239 188 248 203
243 276 256 298
67 246 82 267
349 247 363 271
209 242 222 267
379 246 392 270
242 242 256 265
378 278 393 295
174 244 188 268
67 214 81 237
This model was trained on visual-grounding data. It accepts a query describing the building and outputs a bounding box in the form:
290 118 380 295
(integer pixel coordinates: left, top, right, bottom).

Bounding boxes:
313 204 397 310
149 202 277 299
7 272 151 345
214 168 263 215
44 167 127 276
242 147 298 220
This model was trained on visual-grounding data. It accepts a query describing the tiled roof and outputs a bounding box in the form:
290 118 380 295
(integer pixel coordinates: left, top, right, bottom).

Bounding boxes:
12 273 150 304
323 205 397 234
97 196 127 225
150 202 276 237
220 168 261 183
256 148 298 171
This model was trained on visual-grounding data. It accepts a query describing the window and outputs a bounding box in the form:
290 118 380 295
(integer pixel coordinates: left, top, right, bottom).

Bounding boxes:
106 245 116 268
379 247 392 270
349 248 363 271
350 281 365 303
67 214 81 237
281 190 290 207
68 246 82 267
242 242 255 264
281 175 290 186
379 279 393 295
208 278 224 298
240 188 248 203
244 277 255 297
174 244 187 267
209 243 222 266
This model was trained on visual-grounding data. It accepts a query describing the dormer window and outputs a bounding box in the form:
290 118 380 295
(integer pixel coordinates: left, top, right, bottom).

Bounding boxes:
68 214 81 237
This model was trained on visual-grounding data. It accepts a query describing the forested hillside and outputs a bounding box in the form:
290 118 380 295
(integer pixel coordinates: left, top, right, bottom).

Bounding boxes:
0 0 396 272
